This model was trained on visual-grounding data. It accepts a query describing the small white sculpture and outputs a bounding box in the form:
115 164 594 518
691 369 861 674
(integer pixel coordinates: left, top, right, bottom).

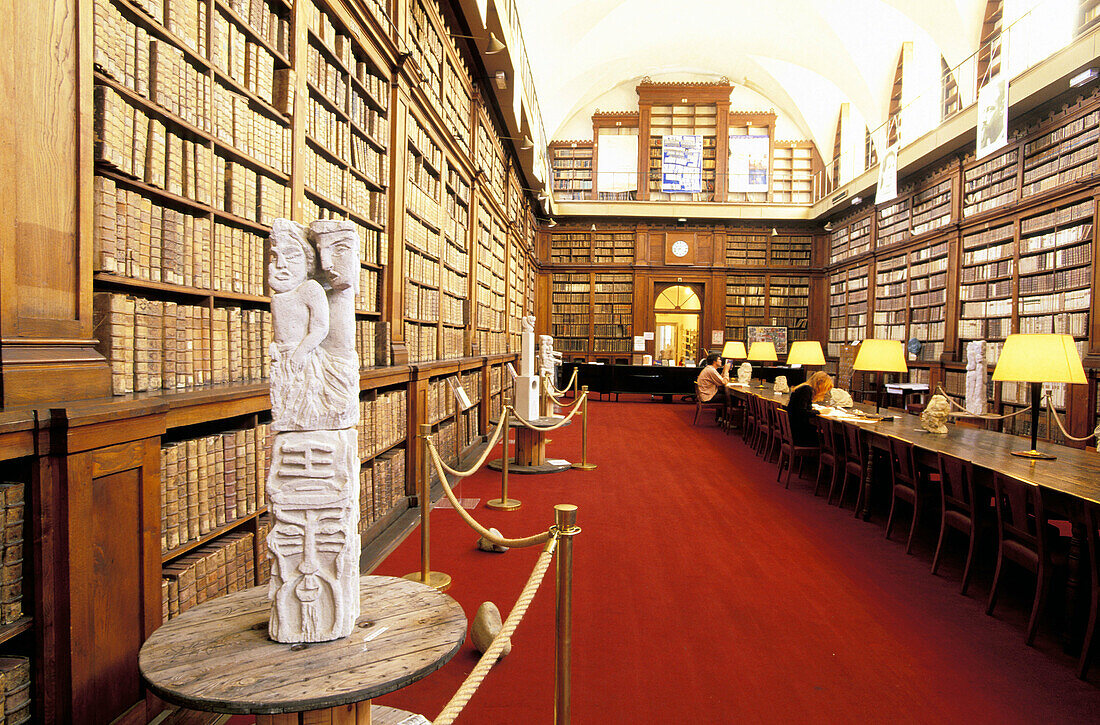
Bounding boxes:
539 334 561 380
965 340 987 415
471 601 510 659
266 429 360 643
737 362 752 385
921 394 953 434
773 375 789 394
477 527 507 553
829 388 854 408
522 315 536 333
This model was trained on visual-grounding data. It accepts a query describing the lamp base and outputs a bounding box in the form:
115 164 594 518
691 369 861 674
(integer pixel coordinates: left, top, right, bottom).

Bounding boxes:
1010 449 1057 460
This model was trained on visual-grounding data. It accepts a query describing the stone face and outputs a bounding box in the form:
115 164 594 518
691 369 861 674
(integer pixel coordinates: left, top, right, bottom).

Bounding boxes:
477 528 508 553
965 340 987 415
737 362 752 385
921 394 952 434
471 601 510 658
829 388 854 408
539 335 561 381
266 429 360 643
522 315 535 333
773 375 789 394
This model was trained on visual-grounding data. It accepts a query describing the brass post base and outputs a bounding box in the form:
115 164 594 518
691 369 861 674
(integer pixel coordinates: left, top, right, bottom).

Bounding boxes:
486 497 522 510
402 571 452 592
1010 449 1057 460
571 462 597 470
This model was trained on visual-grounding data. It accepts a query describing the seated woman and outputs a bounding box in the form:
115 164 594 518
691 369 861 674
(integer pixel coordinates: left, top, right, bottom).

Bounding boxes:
695 352 731 402
786 371 834 446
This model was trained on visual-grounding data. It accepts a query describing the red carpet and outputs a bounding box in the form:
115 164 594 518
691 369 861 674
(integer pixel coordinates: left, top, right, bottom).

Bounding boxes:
242 399 1100 723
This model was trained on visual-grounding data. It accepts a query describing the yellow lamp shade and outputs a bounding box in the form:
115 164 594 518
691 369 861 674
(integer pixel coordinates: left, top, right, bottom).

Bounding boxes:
721 341 747 359
747 341 778 362
852 339 908 373
786 340 825 366
991 334 1086 383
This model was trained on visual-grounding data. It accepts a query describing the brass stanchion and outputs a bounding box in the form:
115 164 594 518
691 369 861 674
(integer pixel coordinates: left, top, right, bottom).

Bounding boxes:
572 386 596 470
404 423 452 591
487 408 521 510
554 504 579 725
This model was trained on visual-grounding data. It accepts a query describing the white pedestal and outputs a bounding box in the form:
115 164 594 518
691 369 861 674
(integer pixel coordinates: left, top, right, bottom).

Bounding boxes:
514 374 540 421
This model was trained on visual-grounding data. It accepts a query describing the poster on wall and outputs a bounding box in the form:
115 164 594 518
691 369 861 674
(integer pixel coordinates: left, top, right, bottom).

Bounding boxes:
728 134 770 193
747 325 789 356
875 143 899 204
597 134 639 192
976 73 1008 160
661 135 703 192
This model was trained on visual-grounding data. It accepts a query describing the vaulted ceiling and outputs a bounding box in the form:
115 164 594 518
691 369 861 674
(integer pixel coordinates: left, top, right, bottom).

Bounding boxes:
511 0 999 154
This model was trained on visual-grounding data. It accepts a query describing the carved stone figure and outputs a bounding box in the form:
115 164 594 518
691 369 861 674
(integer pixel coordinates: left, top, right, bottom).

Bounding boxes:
965 340 987 415
539 334 561 380
477 527 507 553
471 601 510 659
737 362 752 385
266 429 360 643
309 220 361 429
522 315 536 333
773 375 789 394
515 317 539 421
829 388 854 408
921 394 953 434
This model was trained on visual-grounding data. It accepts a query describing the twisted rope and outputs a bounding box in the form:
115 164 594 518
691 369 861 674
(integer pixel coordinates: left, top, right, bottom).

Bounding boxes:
934 384 1032 420
544 368 577 398
1044 390 1098 442
426 437 552 549
433 535 559 725
543 376 570 405
430 412 509 478
510 393 587 431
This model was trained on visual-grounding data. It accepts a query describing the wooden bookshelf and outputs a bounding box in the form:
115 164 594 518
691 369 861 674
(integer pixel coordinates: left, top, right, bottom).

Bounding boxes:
551 272 591 354
910 177 952 237
550 231 592 264
442 167 470 358
771 142 815 203
962 145 1018 218
726 234 768 267
769 235 813 267
1021 106 1099 199
768 276 810 341
906 239 949 361
725 275 766 343
592 273 633 354
875 197 909 249
549 141 593 200
872 252 908 340
593 231 634 264
959 221 1015 349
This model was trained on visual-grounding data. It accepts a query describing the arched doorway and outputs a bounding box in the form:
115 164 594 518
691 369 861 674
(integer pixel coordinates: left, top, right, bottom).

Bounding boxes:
653 284 702 365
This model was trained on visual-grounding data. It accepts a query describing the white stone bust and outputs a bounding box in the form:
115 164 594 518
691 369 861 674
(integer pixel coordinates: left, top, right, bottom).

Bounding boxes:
829 388 854 408
921 394 952 434
522 315 536 333
737 362 752 385
773 375 789 394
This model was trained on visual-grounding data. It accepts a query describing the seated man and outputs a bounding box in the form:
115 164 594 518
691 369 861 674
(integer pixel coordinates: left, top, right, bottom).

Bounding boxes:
695 352 731 402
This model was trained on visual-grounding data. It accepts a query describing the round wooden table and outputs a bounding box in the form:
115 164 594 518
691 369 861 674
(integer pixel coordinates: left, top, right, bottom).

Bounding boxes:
139 575 467 723
487 415 573 474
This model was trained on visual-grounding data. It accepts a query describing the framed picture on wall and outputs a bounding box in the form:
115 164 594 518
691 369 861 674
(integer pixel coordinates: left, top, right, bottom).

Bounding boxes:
747 326 789 355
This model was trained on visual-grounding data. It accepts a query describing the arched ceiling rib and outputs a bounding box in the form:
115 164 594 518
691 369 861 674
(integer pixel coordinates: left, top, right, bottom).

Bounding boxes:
511 0 991 149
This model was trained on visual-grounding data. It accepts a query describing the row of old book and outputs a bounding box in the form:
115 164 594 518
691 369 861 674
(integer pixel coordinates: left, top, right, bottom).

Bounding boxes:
0 656 31 725
0 484 24 627
160 424 271 554
212 10 279 109
161 520 270 622
360 451 406 532
357 390 407 462
94 176 268 295
212 85 293 176
94 292 273 395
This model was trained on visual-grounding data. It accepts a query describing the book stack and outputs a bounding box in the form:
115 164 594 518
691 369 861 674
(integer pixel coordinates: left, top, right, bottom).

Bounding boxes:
226 0 291 55
0 484 24 626
369 450 406 524
162 532 255 621
0 657 31 725
256 514 272 584
93 293 135 394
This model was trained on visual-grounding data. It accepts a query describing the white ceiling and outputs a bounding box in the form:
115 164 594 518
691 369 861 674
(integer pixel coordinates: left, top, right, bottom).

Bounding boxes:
511 0 994 155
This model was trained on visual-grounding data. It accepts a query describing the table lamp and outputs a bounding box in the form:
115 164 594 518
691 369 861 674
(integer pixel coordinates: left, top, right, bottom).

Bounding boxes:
852 339 907 413
721 341 746 365
991 333 1086 460
786 340 825 367
747 341 777 388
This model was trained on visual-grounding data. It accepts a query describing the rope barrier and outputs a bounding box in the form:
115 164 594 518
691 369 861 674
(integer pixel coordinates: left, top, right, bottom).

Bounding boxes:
432 535 559 725
544 369 577 398
1045 390 1099 442
510 393 587 431
430 411 510 478
426 437 552 549
543 377 570 405
934 384 1032 420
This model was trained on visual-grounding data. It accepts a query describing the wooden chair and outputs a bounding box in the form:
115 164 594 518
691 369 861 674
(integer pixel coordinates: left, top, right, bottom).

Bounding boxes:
885 436 923 554
741 392 757 443
764 401 782 463
833 422 864 509
825 418 848 503
1079 501 1100 679
776 407 819 489
932 453 981 595
692 382 724 426
813 417 838 497
721 386 742 434
753 397 772 457
987 473 1068 646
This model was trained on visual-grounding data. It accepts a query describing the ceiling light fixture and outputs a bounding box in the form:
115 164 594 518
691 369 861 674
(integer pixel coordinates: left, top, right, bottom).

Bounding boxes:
823 221 834 232
771 227 779 236
1071 68 1099 87
503 135 534 151
548 218 557 228
493 70 507 90
449 32 506 55
851 196 862 205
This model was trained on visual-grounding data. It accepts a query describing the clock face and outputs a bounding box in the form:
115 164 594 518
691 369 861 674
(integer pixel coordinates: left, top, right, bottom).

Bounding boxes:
671 239 690 258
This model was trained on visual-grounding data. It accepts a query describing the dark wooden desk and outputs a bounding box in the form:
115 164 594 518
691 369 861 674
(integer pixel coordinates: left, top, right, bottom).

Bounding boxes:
729 382 1100 650
562 363 805 401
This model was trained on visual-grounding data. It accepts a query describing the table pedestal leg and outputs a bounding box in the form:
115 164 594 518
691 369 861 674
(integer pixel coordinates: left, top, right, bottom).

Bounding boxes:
857 443 874 521
257 702 426 724
515 426 546 467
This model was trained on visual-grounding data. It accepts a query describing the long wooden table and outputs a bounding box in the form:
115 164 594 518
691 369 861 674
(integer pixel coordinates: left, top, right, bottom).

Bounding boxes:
727 381 1100 650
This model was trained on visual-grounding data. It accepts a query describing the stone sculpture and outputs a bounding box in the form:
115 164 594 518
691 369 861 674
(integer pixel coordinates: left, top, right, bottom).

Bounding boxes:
477 527 508 553
773 375 789 394
266 218 362 643
920 394 953 434
522 315 536 333
539 334 561 380
471 601 510 659
829 388 854 408
965 340 987 415
515 316 540 420
737 362 752 385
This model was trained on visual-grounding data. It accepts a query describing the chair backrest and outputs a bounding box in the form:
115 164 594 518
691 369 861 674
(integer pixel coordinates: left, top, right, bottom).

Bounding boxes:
937 453 974 515
843 420 862 460
888 436 917 488
818 415 835 454
829 419 847 460
992 474 1044 559
776 407 793 445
